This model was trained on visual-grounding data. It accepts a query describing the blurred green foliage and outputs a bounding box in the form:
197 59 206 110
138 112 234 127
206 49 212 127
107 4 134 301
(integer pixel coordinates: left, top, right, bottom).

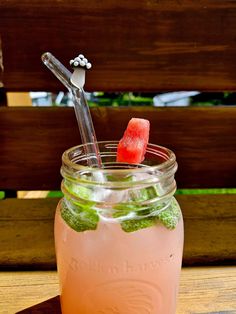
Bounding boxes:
87 92 154 107
0 191 5 199
86 92 236 107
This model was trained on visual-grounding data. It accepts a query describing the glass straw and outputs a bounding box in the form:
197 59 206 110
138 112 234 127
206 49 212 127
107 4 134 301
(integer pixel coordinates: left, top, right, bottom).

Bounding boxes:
41 52 102 168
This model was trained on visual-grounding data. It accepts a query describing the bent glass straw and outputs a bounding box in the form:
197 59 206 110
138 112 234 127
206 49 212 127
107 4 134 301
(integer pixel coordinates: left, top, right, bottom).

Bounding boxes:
41 52 102 168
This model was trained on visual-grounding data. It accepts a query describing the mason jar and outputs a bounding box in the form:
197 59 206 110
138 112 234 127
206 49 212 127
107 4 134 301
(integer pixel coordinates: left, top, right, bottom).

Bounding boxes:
55 141 184 314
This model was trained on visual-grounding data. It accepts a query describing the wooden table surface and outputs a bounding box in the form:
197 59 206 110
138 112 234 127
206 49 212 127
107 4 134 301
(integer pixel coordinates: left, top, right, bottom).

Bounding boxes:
1 267 236 314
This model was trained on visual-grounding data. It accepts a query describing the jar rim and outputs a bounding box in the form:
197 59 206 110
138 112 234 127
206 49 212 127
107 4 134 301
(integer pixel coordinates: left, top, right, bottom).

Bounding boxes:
62 141 176 175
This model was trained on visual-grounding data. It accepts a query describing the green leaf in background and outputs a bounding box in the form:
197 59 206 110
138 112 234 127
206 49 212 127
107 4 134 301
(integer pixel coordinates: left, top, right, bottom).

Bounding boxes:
0 191 5 199
176 188 236 195
47 191 63 198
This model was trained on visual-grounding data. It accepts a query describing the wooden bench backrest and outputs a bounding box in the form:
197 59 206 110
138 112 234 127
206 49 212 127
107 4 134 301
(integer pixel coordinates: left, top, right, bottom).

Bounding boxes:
1 0 236 191
0 0 236 269
1 0 236 92
0 106 236 192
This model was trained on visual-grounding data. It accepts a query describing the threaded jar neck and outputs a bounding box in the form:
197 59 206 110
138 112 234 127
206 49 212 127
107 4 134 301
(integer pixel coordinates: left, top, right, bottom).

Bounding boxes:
61 141 177 204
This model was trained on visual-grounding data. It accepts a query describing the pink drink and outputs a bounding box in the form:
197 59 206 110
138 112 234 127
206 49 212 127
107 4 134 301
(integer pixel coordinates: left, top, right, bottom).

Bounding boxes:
55 205 183 314
55 142 184 314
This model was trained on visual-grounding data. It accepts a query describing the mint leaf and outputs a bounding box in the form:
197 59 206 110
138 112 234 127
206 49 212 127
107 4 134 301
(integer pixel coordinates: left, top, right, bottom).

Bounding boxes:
64 181 91 201
106 174 133 182
157 200 181 229
113 197 181 232
113 203 157 233
120 217 157 232
114 184 159 232
61 200 99 232
130 185 159 202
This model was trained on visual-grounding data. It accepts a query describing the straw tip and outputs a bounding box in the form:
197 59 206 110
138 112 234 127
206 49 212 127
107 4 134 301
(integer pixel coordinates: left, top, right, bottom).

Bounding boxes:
41 52 52 63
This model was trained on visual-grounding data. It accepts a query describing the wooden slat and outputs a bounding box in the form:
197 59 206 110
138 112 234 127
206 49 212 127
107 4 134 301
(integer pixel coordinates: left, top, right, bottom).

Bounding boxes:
0 106 236 190
180 194 236 265
1 1 236 91
0 271 60 313
0 198 58 269
0 194 235 269
1 267 236 313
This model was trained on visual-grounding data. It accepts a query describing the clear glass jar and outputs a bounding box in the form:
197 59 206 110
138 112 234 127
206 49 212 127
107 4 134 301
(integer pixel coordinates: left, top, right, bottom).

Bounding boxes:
55 141 184 314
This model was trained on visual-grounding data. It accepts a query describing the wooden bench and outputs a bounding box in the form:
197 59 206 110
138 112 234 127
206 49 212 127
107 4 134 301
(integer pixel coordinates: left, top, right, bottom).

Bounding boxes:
0 0 236 312
1 106 236 269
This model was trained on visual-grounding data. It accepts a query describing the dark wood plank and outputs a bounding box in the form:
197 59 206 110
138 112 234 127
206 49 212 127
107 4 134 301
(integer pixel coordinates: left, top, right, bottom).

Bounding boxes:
180 194 236 265
0 194 235 269
1 1 236 91
0 198 58 269
0 88 7 106
0 106 236 190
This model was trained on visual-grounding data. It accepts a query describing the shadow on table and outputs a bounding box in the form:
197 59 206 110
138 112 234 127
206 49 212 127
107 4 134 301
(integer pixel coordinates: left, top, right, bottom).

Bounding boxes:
16 296 62 314
16 298 236 314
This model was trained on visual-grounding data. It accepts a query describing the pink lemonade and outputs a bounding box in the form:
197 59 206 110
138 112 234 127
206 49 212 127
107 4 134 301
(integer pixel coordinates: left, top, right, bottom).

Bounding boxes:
55 202 183 314
55 141 184 314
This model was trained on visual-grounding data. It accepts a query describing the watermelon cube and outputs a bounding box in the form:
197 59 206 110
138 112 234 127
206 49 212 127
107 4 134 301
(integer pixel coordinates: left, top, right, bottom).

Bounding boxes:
117 118 150 164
